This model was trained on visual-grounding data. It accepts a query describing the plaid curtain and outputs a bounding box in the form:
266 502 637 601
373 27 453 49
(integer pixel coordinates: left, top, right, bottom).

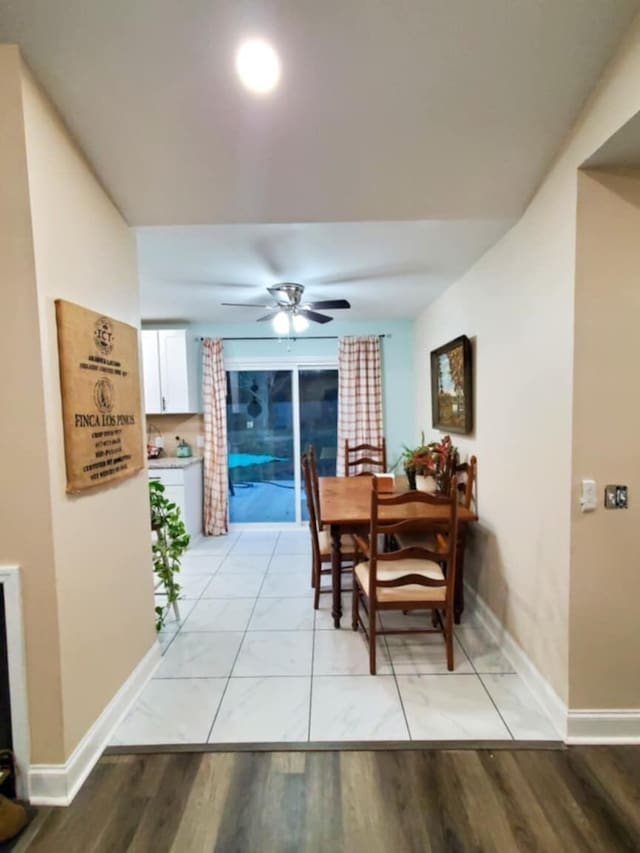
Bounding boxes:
202 338 228 535
336 336 383 476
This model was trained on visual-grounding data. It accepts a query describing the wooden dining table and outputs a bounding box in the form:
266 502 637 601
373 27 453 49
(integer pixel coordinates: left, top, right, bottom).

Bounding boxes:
318 476 478 628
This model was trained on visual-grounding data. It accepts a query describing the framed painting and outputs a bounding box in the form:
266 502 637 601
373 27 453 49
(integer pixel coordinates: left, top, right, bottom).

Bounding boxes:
430 335 473 435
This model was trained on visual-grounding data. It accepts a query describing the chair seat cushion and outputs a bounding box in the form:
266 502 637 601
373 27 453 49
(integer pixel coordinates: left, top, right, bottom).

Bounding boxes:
318 529 356 558
355 558 447 602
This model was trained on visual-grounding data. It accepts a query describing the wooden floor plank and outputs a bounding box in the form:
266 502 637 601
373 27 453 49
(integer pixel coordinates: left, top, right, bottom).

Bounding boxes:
551 749 640 852
169 753 235 853
450 751 521 853
579 747 640 837
300 750 343 853
125 753 202 853
212 752 271 853
511 750 610 852
369 751 434 853
339 751 392 853
477 750 565 852
13 746 640 853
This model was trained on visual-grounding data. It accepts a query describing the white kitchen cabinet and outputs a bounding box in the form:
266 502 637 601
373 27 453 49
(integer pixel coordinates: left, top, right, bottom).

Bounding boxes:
147 460 203 540
141 329 199 414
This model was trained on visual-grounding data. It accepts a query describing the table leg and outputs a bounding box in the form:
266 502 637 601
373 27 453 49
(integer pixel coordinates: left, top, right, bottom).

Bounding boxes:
454 530 466 624
331 523 343 628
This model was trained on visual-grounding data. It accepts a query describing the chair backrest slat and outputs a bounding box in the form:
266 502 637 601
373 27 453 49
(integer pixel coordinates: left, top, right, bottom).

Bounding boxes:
345 438 387 476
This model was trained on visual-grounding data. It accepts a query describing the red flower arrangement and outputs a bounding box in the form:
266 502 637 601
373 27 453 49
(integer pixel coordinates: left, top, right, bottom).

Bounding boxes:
400 433 458 493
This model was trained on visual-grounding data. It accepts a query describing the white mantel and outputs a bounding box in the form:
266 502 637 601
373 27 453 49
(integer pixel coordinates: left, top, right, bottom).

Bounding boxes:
0 566 30 800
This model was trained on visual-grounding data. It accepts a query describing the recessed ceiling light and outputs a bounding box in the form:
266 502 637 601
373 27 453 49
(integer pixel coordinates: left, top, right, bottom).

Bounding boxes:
235 38 281 94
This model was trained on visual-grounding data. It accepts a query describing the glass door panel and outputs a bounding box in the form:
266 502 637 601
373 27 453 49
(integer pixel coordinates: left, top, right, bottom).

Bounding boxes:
226 370 295 523
299 368 339 521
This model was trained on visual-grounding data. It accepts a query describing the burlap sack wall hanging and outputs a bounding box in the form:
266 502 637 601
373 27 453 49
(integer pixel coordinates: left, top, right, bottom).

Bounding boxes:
55 299 144 492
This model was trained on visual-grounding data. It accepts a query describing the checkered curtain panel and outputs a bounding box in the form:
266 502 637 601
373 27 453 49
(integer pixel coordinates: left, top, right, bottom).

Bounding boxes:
202 338 229 535
336 336 383 476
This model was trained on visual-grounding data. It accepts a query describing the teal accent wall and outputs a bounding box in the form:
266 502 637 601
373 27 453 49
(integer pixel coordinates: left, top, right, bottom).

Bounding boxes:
184 318 414 469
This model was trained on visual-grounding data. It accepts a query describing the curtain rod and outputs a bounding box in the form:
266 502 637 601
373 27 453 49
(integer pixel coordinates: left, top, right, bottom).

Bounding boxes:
197 334 390 342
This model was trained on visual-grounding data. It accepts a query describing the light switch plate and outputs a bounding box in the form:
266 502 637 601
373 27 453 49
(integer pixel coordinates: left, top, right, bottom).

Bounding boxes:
154 436 164 448
580 479 597 512
196 434 205 448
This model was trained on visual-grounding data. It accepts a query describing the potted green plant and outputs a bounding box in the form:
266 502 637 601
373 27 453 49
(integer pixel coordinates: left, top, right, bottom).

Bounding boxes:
149 480 190 630
397 433 458 494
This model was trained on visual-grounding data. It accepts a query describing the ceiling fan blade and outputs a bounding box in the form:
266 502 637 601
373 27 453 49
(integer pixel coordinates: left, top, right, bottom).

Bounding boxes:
298 309 333 324
220 302 273 308
254 236 286 277
307 265 428 287
306 299 351 310
172 280 258 289
256 314 274 323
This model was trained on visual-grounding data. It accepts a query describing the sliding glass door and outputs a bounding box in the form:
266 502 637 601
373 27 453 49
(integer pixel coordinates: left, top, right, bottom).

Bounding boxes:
226 363 338 524
298 368 339 521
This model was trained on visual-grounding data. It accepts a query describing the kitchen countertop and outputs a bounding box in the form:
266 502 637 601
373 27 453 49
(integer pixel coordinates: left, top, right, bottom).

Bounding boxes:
148 455 203 469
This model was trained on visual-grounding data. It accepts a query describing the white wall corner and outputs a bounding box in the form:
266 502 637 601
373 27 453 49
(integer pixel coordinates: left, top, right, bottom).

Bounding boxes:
28 641 160 806
464 581 568 740
567 710 640 744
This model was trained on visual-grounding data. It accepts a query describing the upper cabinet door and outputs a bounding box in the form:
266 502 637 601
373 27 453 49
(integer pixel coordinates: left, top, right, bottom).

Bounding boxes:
159 330 191 412
141 330 162 413
141 329 199 413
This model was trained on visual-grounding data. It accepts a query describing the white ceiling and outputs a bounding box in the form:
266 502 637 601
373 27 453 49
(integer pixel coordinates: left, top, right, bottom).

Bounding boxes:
137 220 511 322
585 111 640 169
2 0 638 322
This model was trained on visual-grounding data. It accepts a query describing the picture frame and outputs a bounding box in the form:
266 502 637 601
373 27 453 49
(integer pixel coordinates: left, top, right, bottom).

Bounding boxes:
430 335 473 435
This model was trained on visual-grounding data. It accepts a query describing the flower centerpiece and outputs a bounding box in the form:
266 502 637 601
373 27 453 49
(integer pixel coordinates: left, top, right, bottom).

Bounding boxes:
399 433 458 494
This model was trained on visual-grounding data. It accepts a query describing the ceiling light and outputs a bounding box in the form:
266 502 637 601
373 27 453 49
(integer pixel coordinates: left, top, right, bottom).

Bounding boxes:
292 314 309 333
235 38 281 94
272 311 290 335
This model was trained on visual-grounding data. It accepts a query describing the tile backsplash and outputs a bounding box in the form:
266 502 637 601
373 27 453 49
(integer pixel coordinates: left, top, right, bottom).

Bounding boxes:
146 414 204 457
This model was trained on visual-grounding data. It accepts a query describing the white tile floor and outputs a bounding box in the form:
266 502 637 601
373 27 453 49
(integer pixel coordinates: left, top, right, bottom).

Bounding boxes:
112 529 561 746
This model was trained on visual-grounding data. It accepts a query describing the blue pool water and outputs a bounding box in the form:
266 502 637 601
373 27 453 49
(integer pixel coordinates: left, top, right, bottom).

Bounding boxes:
228 453 286 469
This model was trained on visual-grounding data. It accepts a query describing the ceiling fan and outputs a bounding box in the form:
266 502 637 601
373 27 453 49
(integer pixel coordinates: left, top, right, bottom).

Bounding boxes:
221 282 351 333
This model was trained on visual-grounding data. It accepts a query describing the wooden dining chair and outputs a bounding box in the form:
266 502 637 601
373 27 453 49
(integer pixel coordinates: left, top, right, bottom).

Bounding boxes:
455 455 477 511
307 445 322 530
395 454 476 549
352 477 459 674
344 438 387 476
302 454 356 609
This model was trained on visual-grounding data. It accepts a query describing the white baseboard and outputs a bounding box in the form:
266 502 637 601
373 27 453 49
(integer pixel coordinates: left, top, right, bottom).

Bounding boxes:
464 583 640 744
463 581 568 740
567 710 640 743
29 641 160 806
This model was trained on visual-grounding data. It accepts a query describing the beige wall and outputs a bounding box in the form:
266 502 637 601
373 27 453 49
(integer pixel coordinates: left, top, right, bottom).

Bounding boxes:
0 45 65 764
19 59 157 757
414 18 640 705
0 45 156 762
570 170 640 708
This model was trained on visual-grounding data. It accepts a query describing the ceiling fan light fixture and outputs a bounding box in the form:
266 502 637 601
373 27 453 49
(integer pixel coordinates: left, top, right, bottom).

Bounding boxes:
272 310 290 335
292 313 309 333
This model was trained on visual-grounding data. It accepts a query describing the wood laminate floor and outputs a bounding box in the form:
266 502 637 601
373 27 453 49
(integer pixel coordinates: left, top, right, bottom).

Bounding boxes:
13 746 640 853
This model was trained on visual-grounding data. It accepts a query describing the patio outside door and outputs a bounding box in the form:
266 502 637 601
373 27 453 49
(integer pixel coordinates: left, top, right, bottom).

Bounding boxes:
226 365 338 524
